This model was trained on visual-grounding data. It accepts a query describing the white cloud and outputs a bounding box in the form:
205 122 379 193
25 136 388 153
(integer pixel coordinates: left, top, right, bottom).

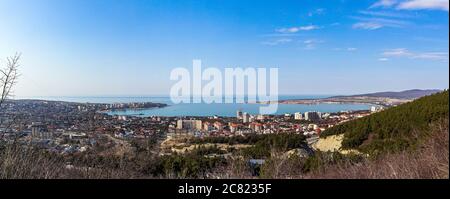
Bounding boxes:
303 39 322 44
302 39 324 50
412 52 449 61
332 47 358 52
358 10 413 18
351 16 411 28
261 38 293 46
352 22 383 30
378 58 390 61
382 48 413 56
299 25 320 31
351 10 412 31
382 48 449 61
276 25 320 33
276 27 300 33
370 0 398 8
397 0 449 11
259 33 300 38
371 0 449 11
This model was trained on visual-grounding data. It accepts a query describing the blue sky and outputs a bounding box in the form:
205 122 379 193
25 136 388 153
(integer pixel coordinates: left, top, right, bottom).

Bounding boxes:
0 0 448 96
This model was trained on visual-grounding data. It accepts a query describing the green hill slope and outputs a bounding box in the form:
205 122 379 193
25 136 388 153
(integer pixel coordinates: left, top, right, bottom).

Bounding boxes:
321 90 449 154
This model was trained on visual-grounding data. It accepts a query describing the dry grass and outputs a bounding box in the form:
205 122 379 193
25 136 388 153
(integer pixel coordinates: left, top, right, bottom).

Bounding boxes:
0 145 65 179
0 144 145 179
306 119 449 179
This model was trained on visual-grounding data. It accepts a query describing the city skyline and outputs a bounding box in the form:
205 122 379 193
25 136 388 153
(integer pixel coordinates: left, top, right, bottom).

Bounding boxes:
0 0 448 97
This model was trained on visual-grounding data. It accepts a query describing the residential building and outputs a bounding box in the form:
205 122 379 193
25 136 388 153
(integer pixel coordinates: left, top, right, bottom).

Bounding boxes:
242 112 250 123
236 110 243 119
214 121 224 131
294 112 303 120
305 111 321 121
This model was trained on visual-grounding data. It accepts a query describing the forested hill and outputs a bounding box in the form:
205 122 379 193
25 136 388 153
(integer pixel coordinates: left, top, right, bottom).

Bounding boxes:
321 90 449 154
332 89 442 99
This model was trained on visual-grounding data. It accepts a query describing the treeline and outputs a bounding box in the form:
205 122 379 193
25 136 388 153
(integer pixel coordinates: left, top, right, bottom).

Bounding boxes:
0 133 307 179
127 144 227 178
147 150 226 178
37 145 227 179
242 133 308 159
130 133 308 178
321 90 449 154
189 133 309 158
188 134 270 145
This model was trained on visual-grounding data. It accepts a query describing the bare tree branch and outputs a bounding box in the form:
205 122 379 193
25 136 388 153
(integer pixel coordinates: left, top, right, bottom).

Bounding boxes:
0 53 21 109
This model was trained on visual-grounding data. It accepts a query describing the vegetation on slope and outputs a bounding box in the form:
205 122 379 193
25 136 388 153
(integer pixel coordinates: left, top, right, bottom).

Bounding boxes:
321 91 449 154
241 133 308 159
216 118 448 179
307 119 448 179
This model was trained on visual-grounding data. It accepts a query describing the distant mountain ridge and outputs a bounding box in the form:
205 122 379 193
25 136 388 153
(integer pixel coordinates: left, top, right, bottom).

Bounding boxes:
332 89 442 99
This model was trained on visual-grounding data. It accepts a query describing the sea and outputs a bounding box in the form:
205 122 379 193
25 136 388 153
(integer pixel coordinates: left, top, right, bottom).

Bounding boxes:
17 95 371 117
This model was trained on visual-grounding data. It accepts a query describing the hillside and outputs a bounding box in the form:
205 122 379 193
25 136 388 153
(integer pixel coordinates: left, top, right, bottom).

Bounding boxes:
321 90 449 154
343 89 442 99
308 119 448 179
277 89 441 106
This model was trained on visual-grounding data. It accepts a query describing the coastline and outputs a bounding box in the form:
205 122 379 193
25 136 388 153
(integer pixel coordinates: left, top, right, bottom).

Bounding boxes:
11 97 379 118
256 96 412 107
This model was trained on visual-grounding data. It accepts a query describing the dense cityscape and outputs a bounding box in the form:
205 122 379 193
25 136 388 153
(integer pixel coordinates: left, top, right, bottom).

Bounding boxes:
0 99 382 163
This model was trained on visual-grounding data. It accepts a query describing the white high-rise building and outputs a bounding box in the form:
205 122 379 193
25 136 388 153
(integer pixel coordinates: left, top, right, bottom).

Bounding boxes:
242 112 250 123
294 112 303 120
236 110 243 119
256 114 265 121
177 120 202 130
177 120 183 129
249 115 255 123
305 112 321 121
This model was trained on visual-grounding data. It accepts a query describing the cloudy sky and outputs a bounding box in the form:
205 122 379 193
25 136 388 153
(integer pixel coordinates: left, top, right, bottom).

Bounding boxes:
0 0 448 97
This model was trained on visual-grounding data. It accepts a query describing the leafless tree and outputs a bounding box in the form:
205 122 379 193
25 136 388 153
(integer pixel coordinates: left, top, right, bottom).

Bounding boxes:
0 53 20 109
0 53 20 141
